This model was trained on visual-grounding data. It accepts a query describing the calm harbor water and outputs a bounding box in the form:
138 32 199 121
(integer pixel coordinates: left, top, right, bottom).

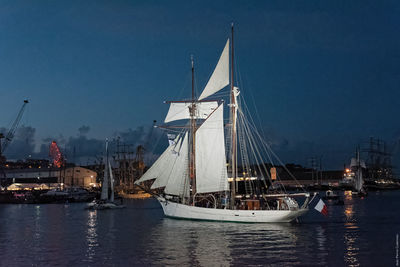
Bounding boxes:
0 191 399 266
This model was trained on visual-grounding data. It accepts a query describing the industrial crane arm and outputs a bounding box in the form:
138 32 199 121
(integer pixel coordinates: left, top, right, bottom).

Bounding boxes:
0 100 29 154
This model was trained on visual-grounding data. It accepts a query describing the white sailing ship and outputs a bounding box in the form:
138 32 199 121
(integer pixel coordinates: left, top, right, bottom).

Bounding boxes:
136 25 311 222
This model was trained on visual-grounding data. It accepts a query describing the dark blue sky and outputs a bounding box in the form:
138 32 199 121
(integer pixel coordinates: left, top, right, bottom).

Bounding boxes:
1 0 400 169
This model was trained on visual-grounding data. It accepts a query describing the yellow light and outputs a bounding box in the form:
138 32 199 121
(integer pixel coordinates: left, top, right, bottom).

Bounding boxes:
345 168 350 173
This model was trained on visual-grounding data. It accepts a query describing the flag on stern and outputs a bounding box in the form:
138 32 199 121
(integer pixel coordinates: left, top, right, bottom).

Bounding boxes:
314 199 328 216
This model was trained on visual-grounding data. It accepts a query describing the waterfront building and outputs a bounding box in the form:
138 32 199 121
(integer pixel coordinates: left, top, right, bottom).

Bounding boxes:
0 166 98 189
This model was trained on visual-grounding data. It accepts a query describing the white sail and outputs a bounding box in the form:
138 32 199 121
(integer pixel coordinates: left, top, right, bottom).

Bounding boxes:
198 39 230 100
100 142 109 200
135 136 181 184
165 132 189 197
164 101 218 123
150 136 183 189
355 168 364 192
133 32 311 223
350 158 366 168
195 104 228 193
109 161 114 202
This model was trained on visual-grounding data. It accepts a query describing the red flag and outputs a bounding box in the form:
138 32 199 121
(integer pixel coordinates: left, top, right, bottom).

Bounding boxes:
314 199 328 216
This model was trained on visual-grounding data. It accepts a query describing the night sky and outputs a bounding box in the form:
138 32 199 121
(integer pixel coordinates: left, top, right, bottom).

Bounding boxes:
1 0 400 169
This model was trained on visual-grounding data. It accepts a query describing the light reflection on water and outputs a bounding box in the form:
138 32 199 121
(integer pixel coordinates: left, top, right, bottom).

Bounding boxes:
0 191 398 266
33 205 41 244
85 210 98 262
343 196 360 267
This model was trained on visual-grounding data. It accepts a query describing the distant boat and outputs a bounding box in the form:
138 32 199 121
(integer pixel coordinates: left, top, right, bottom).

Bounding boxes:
42 187 95 203
322 190 339 200
86 140 125 210
135 25 312 223
350 148 367 197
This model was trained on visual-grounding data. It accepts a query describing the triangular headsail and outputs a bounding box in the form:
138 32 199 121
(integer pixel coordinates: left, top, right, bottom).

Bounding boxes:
150 134 185 190
135 133 189 197
100 141 109 200
198 39 230 100
135 135 182 185
109 161 115 202
164 132 189 197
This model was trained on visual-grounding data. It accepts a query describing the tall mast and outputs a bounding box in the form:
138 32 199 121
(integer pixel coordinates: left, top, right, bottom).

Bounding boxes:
230 23 237 209
356 146 362 192
190 55 197 204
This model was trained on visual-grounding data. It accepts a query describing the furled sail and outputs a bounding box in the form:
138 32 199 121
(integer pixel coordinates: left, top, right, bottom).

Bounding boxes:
195 104 228 193
135 136 181 184
164 101 218 123
198 39 230 100
164 132 189 197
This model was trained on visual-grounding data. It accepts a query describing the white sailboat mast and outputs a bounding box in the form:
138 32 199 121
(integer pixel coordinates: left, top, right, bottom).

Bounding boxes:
190 56 197 203
230 23 237 208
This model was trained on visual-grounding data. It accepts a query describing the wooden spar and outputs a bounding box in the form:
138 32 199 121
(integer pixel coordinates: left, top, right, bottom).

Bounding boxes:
190 56 197 204
156 125 191 129
165 99 220 103
230 23 237 209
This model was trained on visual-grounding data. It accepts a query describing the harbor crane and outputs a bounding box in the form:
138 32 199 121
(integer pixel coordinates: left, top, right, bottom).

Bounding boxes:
0 100 29 163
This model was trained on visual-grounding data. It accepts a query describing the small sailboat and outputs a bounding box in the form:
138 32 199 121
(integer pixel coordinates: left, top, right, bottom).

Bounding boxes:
322 190 339 200
135 25 311 223
351 148 367 197
86 140 125 210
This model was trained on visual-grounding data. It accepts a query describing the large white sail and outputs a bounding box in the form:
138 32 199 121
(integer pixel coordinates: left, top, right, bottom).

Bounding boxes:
195 104 228 193
100 142 109 200
165 132 189 197
109 161 115 202
198 39 230 100
135 136 181 184
164 101 218 123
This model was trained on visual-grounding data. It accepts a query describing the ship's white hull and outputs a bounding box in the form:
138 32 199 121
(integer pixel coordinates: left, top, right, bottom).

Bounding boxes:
157 197 308 223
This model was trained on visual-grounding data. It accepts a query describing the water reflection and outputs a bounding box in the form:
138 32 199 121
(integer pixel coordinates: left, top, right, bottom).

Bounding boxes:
148 219 316 266
3 194 395 265
85 210 99 262
315 224 327 265
344 204 354 220
33 205 42 250
343 199 360 266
